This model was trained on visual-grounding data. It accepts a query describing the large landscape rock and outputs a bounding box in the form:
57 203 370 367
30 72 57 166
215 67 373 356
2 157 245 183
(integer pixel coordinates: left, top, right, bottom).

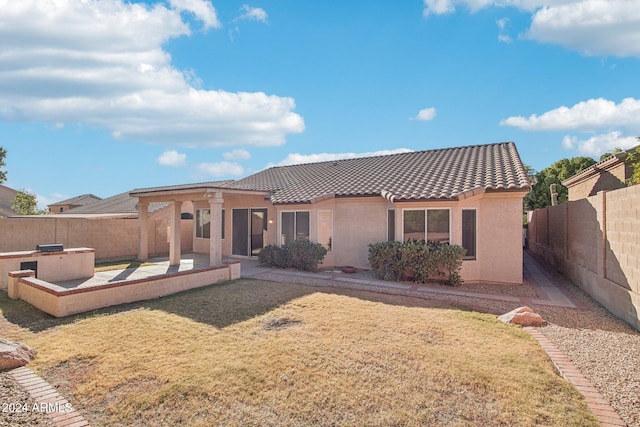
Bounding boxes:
498 306 544 327
0 339 37 371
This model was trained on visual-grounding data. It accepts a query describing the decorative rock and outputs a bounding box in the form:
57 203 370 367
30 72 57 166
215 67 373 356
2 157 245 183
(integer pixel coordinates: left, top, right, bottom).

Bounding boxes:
0 339 37 371
498 306 544 327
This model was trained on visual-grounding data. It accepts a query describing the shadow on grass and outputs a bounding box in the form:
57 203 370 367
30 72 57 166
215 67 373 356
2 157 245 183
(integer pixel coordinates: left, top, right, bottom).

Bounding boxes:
1 278 461 334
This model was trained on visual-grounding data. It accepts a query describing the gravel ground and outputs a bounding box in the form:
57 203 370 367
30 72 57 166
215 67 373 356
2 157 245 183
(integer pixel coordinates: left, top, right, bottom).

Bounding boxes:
0 372 54 427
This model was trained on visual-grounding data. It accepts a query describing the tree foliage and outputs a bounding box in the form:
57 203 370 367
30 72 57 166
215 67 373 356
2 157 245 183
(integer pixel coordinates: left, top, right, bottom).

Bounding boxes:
11 189 49 215
627 141 640 186
0 146 6 184
523 156 596 211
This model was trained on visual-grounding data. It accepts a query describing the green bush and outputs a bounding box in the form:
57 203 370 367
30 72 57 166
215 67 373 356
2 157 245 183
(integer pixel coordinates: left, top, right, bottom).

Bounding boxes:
368 240 466 286
258 240 327 272
257 244 290 268
368 241 404 280
287 240 328 271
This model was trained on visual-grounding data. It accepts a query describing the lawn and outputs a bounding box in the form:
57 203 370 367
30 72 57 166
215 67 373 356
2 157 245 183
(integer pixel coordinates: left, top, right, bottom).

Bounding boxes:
1 279 597 426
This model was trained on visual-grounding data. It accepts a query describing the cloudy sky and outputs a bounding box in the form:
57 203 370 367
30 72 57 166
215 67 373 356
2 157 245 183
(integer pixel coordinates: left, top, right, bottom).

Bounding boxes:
1 0 639 207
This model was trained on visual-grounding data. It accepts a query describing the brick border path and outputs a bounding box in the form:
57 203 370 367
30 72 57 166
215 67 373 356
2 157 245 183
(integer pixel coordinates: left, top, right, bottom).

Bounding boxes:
524 327 625 426
7 366 90 427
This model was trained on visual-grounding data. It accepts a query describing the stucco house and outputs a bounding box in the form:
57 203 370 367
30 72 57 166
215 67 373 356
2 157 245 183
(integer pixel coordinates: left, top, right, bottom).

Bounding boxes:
0 184 19 217
130 142 531 285
562 145 639 201
47 194 102 213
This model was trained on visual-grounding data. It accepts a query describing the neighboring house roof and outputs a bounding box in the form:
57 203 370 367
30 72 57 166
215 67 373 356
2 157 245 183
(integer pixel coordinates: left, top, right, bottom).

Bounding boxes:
230 142 531 204
64 191 167 216
562 145 639 188
0 184 18 217
48 194 102 208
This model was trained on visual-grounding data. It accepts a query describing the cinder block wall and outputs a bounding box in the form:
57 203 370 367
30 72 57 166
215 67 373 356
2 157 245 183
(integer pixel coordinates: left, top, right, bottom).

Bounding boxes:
528 186 640 331
0 217 193 261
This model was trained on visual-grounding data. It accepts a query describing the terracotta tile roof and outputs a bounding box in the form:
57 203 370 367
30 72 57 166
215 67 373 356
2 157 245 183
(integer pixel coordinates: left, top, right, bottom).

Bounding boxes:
48 193 102 207
230 142 530 204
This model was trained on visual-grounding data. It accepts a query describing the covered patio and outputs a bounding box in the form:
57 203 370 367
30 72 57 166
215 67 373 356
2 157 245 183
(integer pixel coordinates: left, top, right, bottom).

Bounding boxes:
129 183 270 268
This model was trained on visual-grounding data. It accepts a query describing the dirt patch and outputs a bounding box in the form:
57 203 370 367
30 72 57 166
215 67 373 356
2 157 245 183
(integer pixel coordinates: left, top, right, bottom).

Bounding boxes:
261 316 302 331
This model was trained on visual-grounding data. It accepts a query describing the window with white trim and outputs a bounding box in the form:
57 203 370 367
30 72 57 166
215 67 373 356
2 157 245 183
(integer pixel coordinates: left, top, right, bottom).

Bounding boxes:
461 209 476 259
387 210 395 242
280 211 310 246
318 210 333 251
196 209 211 238
403 209 450 244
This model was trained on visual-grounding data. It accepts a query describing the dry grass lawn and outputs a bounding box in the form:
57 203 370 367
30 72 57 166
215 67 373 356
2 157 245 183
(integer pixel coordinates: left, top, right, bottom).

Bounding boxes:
1 279 597 426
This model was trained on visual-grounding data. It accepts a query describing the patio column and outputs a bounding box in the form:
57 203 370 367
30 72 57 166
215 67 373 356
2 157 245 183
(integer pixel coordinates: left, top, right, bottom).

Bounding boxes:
209 192 224 267
169 200 182 266
137 201 149 261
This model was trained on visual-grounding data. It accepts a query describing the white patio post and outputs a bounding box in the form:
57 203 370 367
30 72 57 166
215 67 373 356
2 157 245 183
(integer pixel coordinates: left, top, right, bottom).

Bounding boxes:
209 192 224 267
169 200 182 266
137 201 149 261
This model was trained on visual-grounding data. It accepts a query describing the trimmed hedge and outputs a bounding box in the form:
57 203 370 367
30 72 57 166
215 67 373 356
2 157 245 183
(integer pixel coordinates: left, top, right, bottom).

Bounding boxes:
368 240 466 285
258 240 328 272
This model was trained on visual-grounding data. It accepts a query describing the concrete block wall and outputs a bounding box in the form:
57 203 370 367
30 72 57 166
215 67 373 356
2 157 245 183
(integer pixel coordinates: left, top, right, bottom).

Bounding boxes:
528 185 640 330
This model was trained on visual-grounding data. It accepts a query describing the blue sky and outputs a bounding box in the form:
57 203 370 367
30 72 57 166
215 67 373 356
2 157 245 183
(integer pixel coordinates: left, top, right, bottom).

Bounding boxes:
1 0 639 208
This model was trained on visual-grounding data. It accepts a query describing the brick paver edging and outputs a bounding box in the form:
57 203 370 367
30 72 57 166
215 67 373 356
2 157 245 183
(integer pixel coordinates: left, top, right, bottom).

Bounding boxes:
524 327 626 427
7 366 90 427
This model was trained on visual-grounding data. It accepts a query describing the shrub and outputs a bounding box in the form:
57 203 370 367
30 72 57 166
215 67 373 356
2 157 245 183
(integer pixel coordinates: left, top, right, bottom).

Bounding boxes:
258 244 290 268
368 240 466 286
368 241 404 280
258 240 327 272
287 240 327 271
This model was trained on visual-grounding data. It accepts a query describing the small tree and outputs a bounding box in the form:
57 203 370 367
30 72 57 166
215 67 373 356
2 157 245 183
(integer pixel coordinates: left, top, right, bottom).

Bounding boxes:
0 146 6 184
523 156 596 210
11 189 49 215
627 138 640 186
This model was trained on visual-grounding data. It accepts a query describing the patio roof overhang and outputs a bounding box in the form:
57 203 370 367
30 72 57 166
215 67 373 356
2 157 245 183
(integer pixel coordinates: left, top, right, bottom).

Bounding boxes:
129 185 270 203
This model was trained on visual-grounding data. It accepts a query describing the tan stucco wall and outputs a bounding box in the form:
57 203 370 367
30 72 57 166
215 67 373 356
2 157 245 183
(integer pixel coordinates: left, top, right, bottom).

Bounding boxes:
460 194 525 285
0 248 95 290
528 185 640 331
567 162 631 201
0 217 193 261
9 263 240 317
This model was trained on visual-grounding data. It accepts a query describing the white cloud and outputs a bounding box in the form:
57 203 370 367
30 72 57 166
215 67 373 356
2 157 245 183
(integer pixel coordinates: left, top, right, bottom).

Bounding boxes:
504 98 640 158
169 0 221 29
0 0 304 147
238 5 269 23
271 149 414 167
497 17 513 42
223 149 251 160
415 107 437 121
423 1 640 58
561 132 639 157
157 150 187 167
500 98 640 132
526 0 640 57
197 161 244 177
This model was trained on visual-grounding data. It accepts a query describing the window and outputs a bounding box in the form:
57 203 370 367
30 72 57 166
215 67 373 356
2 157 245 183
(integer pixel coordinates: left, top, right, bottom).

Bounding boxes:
403 209 450 243
318 210 333 251
221 209 225 239
196 209 210 238
462 210 476 259
427 209 450 244
281 211 310 246
387 210 395 242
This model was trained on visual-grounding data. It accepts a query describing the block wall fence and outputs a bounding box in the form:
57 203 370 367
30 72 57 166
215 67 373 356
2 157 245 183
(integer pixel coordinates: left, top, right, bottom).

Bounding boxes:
527 185 640 331
0 217 193 261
